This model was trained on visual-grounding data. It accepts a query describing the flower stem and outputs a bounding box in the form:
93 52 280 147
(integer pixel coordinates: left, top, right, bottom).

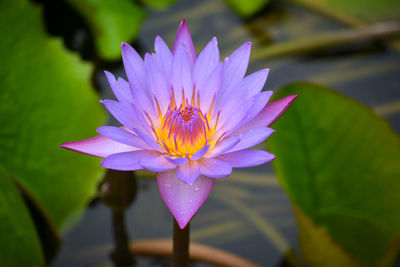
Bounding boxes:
172 219 190 267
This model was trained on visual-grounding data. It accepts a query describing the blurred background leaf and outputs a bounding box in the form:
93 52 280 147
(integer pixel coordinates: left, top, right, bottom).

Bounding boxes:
139 0 179 10
223 0 270 18
267 83 400 266
0 0 105 248
66 0 147 61
0 166 44 267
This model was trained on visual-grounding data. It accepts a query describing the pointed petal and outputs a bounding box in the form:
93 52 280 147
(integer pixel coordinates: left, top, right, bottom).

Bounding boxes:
173 19 196 67
101 150 157 170
165 156 189 166
121 42 146 91
207 136 240 157
199 158 232 178
219 150 275 168
230 127 275 152
60 135 136 158
218 42 251 100
157 171 214 229
191 145 210 160
140 154 176 172
243 68 269 98
104 71 132 104
100 99 137 130
97 126 150 150
234 94 297 134
171 43 193 105
177 161 200 184
154 36 173 78
192 37 219 89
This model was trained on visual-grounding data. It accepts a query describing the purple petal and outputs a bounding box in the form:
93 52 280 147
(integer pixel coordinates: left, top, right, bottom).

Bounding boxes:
134 128 164 153
233 94 297 134
154 36 173 78
101 150 157 170
100 99 137 130
165 156 189 166
144 53 170 113
121 42 146 91
191 145 210 160
173 19 196 67
218 42 251 101
230 127 275 152
157 171 214 229
192 37 219 90
140 155 176 172
104 71 132 104
199 158 232 178
207 136 240 157
177 161 200 184
198 63 223 112
219 150 275 168
171 43 193 105
97 126 150 150
60 135 135 158
243 68 269 98
231 91 273 135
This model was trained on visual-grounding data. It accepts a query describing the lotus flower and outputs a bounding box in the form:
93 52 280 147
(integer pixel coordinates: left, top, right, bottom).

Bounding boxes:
61 20 296 228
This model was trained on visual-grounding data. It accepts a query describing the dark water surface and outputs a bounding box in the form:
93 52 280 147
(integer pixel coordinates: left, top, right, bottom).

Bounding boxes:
50 0 400 266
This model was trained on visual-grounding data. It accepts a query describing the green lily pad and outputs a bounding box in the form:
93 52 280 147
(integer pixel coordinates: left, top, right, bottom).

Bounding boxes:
0 166 44 267
267 83 400 266
0 0 105 234
223 0 270 18
66 0 147 60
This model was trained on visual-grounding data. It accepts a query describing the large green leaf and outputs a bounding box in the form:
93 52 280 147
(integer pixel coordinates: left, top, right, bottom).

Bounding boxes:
66 0 147 60
223 0 269 18
267 83 400 266
0 0 105 233
0 166 44 267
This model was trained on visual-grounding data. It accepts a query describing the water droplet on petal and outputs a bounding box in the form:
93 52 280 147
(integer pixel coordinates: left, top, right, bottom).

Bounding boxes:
194 187 200 192
165 183 171 188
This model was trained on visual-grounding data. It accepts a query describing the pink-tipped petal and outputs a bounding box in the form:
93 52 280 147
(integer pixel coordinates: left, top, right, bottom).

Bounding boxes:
191 145 210 160
177 161 200 184
172 43 193 105
60 135 136 158
96 126 150 150
219 150 275 168
173 19 196 67
140 155 176 172
157 171 214 229
230 127 275 152
199 158 232 178
234 94 297 134
101 150 157 170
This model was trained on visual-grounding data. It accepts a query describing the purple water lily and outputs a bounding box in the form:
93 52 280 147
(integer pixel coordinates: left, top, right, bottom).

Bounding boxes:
61 20 296 229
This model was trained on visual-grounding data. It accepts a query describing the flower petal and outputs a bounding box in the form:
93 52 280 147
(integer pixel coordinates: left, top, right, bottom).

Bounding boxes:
157 171 214 229
173 19 196 67
140 154 176 172
121 42 146 91
104 71 132 104
218 42 251 101
207 136 240 157
101 150 157 170
96 126 150 150
233 94 297 134
165 156 189 166
198 63 223 112
243 68 270 98
230 127 275 152
192 37 219 90
177 161 200 184
154 36 173 78
191 145 210 160
198 158 232 178
134 128 164 152
172 42 193 105
100 99 136 130
60 135 136 158
219 150 275 168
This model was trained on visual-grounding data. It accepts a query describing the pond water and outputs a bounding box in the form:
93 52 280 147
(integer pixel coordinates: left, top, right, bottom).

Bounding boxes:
46 0 400 266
